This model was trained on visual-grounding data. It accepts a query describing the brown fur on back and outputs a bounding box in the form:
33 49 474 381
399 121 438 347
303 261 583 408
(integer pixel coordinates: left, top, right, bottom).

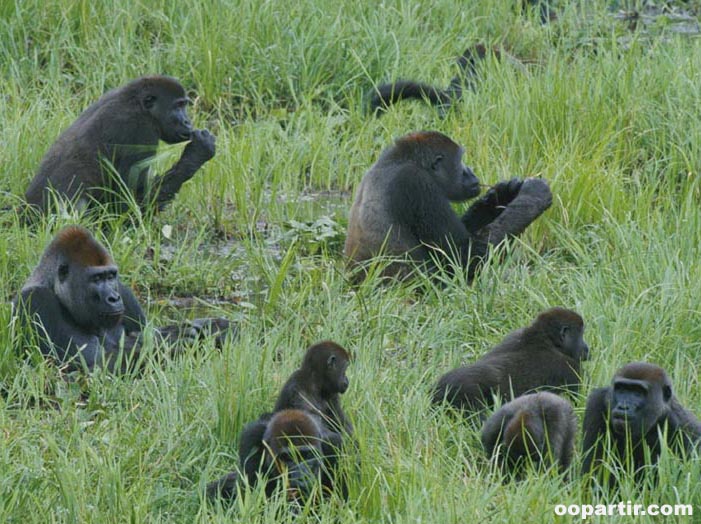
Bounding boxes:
265 409 322 449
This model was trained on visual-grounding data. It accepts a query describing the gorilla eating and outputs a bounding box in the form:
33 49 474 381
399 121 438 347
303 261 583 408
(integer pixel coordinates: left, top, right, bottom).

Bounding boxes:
344 131 552 281
24 75 215 218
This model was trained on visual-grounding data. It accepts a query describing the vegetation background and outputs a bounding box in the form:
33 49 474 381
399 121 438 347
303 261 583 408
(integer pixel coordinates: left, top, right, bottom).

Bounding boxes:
2 0 701 522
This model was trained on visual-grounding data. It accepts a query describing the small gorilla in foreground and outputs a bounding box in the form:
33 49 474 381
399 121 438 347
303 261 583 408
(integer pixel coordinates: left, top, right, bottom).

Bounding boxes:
24 75 215 218
206 410 329 502
433 307 589 412
15 225 232 372
582 362 701 485
344 131 552 282
368 44 502 115
481 392 576 476
207 341 353 502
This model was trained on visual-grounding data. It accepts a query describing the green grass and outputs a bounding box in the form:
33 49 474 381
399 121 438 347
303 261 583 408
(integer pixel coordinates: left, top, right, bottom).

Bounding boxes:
2 0 701 521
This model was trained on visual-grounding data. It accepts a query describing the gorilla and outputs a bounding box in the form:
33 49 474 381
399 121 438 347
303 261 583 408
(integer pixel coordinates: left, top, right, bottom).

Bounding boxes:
207 409 333 503
433 307 589 412
345 131 552 281
369 44 502 115
481 392 577 476
24 76 215 218
582 362 701 485
15 225 232 372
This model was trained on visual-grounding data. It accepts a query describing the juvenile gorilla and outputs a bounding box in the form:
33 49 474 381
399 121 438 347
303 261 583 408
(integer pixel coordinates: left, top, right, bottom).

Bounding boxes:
582 362 701 485
344 131 552 281
207 410 329 502
207 341 353 502
24 76 215 217
15 225 231 372
481 392 576 476
433 307 589 412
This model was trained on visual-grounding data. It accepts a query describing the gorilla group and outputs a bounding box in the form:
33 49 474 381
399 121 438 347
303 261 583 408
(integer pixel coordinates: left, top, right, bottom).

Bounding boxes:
207 341 353 503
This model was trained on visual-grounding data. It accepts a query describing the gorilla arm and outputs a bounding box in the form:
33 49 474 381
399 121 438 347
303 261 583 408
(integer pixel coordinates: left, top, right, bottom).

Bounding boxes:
581 386 610 475
135 129 216 212
477 178 552 243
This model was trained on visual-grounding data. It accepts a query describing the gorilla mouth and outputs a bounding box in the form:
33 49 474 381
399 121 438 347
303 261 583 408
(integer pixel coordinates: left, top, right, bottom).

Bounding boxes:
176 130 192 141
466 182 481 196
99 310 124 326
610 415 629 434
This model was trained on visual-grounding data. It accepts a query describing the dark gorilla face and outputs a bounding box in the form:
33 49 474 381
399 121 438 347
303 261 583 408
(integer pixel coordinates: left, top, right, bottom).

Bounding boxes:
56 263 124 331
561 325 590 361
144 93 193 144
439 148 480 202
325 353 350 394
609 378 668 439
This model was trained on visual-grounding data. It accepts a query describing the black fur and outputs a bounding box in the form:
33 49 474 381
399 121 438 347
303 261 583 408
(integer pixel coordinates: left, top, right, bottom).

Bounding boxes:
433 307 589 411
24 75 215 218
345 131 552 281
582 362 701 485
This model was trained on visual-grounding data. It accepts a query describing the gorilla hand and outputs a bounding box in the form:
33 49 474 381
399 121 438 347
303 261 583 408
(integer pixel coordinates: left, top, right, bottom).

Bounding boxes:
184 129 216 163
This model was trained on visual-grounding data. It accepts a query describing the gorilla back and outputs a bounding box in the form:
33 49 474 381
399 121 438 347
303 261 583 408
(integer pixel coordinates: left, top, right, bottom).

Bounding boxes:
24 75 216 217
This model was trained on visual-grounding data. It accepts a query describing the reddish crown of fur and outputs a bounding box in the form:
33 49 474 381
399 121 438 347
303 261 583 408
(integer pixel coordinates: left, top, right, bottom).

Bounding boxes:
266 409 321 448
615 362 670 385
53 226 113 267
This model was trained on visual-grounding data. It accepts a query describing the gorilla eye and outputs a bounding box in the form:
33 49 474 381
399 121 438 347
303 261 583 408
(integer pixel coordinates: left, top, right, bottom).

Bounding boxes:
58 264 69 282
662 385 672 402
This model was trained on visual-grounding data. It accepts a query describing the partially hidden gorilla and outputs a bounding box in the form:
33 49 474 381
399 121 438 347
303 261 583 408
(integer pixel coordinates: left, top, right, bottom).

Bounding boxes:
481 392 576 476
345 131 552 282
582 362 701 485
15 225 232 372
522 0 557 24
207 341 353 502
368 44 502 115
433 307 589 412
207 410 330 502
24 75 215 218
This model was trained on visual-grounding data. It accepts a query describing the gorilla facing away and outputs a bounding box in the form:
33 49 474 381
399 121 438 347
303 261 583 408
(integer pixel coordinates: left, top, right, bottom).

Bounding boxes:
24 76 215 218
15 225 232 373
207 409 332 503
344 131 552 281
481 392 577 477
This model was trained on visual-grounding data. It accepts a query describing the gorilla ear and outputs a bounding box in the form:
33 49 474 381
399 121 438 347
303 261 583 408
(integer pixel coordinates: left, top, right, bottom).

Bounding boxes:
142 94 157 110
662 385 672 402
327 354 337 368
58 264 69 282
430 154 444 171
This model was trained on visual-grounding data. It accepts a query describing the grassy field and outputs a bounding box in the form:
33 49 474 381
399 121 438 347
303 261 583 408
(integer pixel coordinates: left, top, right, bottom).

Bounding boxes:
2 0 701 522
